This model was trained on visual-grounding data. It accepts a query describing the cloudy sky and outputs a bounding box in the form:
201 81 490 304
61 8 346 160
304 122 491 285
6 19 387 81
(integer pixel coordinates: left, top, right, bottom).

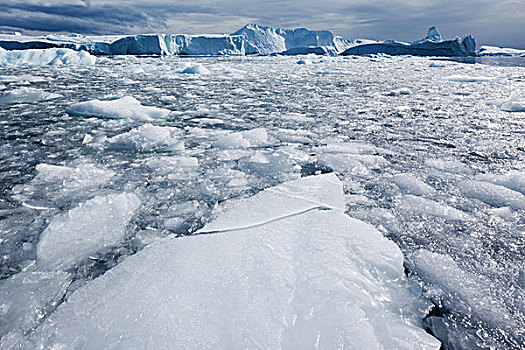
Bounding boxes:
1 0 524 48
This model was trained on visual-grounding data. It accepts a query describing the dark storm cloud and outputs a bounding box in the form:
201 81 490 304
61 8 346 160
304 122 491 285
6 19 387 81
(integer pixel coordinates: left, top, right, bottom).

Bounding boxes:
0 0 523 48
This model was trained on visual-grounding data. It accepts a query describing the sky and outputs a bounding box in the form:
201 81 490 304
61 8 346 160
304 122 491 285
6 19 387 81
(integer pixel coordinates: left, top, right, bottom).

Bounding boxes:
0 0 524 48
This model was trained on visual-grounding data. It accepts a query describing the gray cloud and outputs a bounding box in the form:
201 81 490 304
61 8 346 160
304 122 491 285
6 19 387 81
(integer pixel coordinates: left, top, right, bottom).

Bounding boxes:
0 0 523 48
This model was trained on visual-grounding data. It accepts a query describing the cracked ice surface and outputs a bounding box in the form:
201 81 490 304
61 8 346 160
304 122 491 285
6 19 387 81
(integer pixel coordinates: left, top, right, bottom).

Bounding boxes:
0 54 524 348
18 174 440 350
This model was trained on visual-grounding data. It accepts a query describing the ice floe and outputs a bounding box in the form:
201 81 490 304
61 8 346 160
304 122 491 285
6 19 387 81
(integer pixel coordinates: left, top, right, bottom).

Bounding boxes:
20 174 440 349
398 195 475 222
179 64 210 74
68 96 171 121
0 88 61 104
36 193 141 270
486 92 525 112
106 124 184 152
458 180 525 210
213 128 273 149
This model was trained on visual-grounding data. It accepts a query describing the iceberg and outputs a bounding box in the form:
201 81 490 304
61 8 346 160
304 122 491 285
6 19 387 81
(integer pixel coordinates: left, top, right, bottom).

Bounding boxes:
0 47 96 65
232 24 350 55
19 174 440 349
67 96 171 121
341 27 476 57
477 45 525 56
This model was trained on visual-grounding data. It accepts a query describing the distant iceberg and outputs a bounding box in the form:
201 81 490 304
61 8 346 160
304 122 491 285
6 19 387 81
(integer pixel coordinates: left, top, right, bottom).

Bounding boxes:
0 24 350 56
0 47 96 65
232 23 350 55
477 45 525 56
341 27 477 57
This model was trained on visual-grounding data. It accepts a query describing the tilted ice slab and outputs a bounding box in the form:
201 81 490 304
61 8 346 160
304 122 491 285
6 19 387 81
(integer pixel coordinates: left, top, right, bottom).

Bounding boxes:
36 193 141 270
106 124 184 152
20 174 440 349
398 195 475 222
0 47 96 66
341 27 476 57
458 180 525 210
68 96 171 121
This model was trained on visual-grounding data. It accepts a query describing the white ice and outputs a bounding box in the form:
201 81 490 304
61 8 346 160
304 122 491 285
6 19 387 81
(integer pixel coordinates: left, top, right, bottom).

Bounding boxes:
20 174 440 349
458 180 525 210
0 48 96 66
0 271 70 347
106 124 184 152
68 96 171 121
487 92 525 112
398 195 475 222
179 64 210 74
393 173 436 196
36 193 141 270
0 88 61 104
213 128 273 149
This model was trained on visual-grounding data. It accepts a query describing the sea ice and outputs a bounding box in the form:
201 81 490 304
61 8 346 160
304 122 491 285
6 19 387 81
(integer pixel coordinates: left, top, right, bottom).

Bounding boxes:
444 75 495 83
413 250 519 338
0 271 71 345
12 163 115 207
36 193 141 270
475 171 525 195
20 174 440 349
458 180 525 210
213 128 273 149
68 96 171 121
106 124 184 152
486 93 525 112
179 64 210 74
393 173 436 196
0 88 61 104
398 195 475 222
0 48 96 66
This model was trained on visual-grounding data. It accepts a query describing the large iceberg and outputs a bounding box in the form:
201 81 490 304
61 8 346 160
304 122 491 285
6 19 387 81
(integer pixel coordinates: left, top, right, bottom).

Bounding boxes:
19 174 440 349
233 24 350 55
341 27 476 57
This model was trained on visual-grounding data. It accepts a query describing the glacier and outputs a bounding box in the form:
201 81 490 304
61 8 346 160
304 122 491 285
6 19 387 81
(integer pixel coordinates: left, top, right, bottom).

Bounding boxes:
16 174 440 349
341 27 477 57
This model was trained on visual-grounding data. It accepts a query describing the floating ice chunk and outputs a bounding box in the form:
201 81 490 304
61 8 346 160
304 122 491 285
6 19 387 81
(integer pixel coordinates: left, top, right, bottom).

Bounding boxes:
0 271 70 344
443 75 495 83
0 75 45 83
477 46 525 57
200 173 344 232
413 250 518 334
398 195 475 222
457 180 525 210
393 173 436 196
22 174 439 349
486 93 525 112
0 88 61 104
387 87 412 96
213 128 273 149
145 156 199 177
179 64 210 74
68 96 171 121
106 124 184 152
36 193 141 270
296 58 311 65
0 48 96 66
424 158 470 174
475 171 525 195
